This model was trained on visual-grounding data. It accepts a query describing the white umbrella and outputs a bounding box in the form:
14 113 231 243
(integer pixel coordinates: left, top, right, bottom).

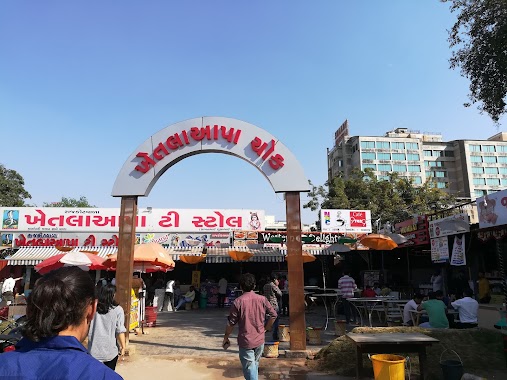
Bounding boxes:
386 233 409 245
328 243 351 253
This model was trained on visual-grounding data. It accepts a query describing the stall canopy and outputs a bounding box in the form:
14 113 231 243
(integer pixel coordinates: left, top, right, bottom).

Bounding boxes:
168 246 284 263
7 246 118 266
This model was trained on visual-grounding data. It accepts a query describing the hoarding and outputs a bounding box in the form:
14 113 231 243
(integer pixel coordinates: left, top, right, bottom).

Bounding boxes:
320 209 372 233
477 189 507 229
428 213 469 239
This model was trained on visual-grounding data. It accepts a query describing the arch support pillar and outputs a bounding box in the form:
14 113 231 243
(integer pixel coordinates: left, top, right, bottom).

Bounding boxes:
286 192 306 350
116 196 138 342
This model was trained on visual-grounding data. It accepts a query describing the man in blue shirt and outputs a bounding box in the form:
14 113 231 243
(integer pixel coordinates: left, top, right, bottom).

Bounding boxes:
0 267 122 380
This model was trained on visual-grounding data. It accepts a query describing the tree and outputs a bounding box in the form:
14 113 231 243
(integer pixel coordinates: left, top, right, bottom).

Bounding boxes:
0 164 32 207
304 169 455 229
43 196 96 208
444 0 507 123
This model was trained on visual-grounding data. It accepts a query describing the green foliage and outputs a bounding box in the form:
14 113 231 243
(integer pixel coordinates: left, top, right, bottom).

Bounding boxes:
0 164 32 207
443 0 507 123
43 196 96 208
304 169 455 227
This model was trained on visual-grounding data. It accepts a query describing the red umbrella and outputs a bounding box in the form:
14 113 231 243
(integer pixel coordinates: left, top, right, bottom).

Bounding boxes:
35 250 107 275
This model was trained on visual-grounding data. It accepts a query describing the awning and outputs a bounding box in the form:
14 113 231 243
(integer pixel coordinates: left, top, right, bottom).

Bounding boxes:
279 248 335 256
168 246 284 263
7 246 118 266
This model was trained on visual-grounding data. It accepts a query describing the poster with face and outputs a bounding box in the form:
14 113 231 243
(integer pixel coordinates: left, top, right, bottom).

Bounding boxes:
2 210 19 229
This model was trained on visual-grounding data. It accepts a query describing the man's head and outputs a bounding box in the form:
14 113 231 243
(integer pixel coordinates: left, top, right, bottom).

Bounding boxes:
270 273 279 285
373 282 380 288
239 273 256 292
413 293 424 304
343 270 350 276
464 288 474 297
435 290 444 300
189 286 195 291
478 272 485 279
428 291 437 300
434 269 440 276
365 285 372 290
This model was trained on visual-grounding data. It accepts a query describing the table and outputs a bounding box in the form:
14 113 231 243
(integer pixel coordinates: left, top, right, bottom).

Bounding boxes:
409 309 459 326
346 332 439 380
347 297 394 327
312 293 341 330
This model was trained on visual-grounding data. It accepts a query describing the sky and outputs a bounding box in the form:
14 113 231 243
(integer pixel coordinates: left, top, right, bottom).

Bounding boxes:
0 1 505 224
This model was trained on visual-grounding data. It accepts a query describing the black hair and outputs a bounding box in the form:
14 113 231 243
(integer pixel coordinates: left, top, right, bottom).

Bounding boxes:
414 293 424 300
428 291 436 300
239 273 256 292
23 267 96 342
343 270 350 276
435 290 444 297
96 284 119 314
464 288 473 297
269 273 279 282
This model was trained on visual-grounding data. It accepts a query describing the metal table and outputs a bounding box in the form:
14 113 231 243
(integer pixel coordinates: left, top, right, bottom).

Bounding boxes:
346 332 439 380
312 293 340 330
347 297 394 327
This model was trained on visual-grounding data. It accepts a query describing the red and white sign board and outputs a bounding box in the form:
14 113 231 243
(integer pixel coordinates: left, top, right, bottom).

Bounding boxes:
0 207 265 233
320 209 372 233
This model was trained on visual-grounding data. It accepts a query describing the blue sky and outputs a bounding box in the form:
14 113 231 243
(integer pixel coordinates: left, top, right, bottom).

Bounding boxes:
0 1 504 224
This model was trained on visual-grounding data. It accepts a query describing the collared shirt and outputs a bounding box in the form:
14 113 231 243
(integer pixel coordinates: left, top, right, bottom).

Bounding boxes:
451 296 479 323
2 277 15 293
263 282 282 310
421 299 449 328
0 335 122 380
338 275 357 298
227 291 277 349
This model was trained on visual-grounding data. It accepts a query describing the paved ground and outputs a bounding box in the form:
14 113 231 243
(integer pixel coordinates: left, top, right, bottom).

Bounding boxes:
116 306 365 379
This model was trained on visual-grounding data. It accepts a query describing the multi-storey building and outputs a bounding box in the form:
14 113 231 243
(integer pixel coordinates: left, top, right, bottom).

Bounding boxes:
327 121 507 201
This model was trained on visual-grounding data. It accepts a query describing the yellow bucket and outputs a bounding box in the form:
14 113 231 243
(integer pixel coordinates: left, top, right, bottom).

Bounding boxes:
371 354 405 380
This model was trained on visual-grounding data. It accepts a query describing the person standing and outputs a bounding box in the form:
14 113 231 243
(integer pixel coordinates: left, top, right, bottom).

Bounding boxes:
478 272 491 304
163 278 175 311
1 272 22 305
431 269 443 292
0 267 122 379
263 274 282 341
218 276 228 308
223 273 277 380
88 284 127 370
338 270 358 324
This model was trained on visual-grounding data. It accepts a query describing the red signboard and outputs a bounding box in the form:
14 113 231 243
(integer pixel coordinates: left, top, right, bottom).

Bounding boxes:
394 216 429 247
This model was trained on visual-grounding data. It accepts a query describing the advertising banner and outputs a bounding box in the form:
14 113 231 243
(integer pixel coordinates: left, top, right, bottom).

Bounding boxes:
0 208 264 233
450 234 466 266
431 236 449 263
428 213 470 239
394 216 429 247
320 209 372 233
477 189 507 229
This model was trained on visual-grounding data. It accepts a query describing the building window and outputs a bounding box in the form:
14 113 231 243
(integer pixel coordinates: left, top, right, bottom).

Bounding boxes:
362 152 376 160
424 161 431 167
472 167 484 174
377 141 390 149
378 175 390 181
393 164 406 172
483 156 497 163
378 153 391 160
362 164 377 170
407 153 420 161
413 176 422 184
435 171 446 178
392 153 406 160
475 189 487 197
408 165 421 172
498 146 507 153
486 178 501 186
444 150 454 157
484 167 498 174
361 141 375 149
500 167 507 174
426 171 433 177
470 145 481 152
473 178 486 185
406 142 419 150
470 156 482 163
482 145 496 153
378 164 392 171
498 156 507 163
391 142 405 149
437 182 446 189
423 150 432 157
502 178 507 186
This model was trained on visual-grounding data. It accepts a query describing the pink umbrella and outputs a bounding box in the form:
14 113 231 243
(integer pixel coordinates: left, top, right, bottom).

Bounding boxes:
35 250 107 275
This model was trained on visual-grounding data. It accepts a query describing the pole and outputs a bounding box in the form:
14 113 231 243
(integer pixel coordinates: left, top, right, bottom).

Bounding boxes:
116 196 138 344
285 192 306 351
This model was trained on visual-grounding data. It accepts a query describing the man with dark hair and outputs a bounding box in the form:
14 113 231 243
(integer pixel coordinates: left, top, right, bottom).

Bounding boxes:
403 294 424 326
223 273 276 380
1 272 22 304
451 288 479 329
263 273 282 341
338 270 358 324
418 291 449 329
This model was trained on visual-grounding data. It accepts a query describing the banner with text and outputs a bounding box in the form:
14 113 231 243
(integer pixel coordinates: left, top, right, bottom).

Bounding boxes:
477 189 507 229
428 213 470 239
450 234 466 266
431 236 449 263
320 209 372 233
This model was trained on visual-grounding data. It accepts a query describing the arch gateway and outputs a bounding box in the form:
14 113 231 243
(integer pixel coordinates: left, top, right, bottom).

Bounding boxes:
112 116 310 350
